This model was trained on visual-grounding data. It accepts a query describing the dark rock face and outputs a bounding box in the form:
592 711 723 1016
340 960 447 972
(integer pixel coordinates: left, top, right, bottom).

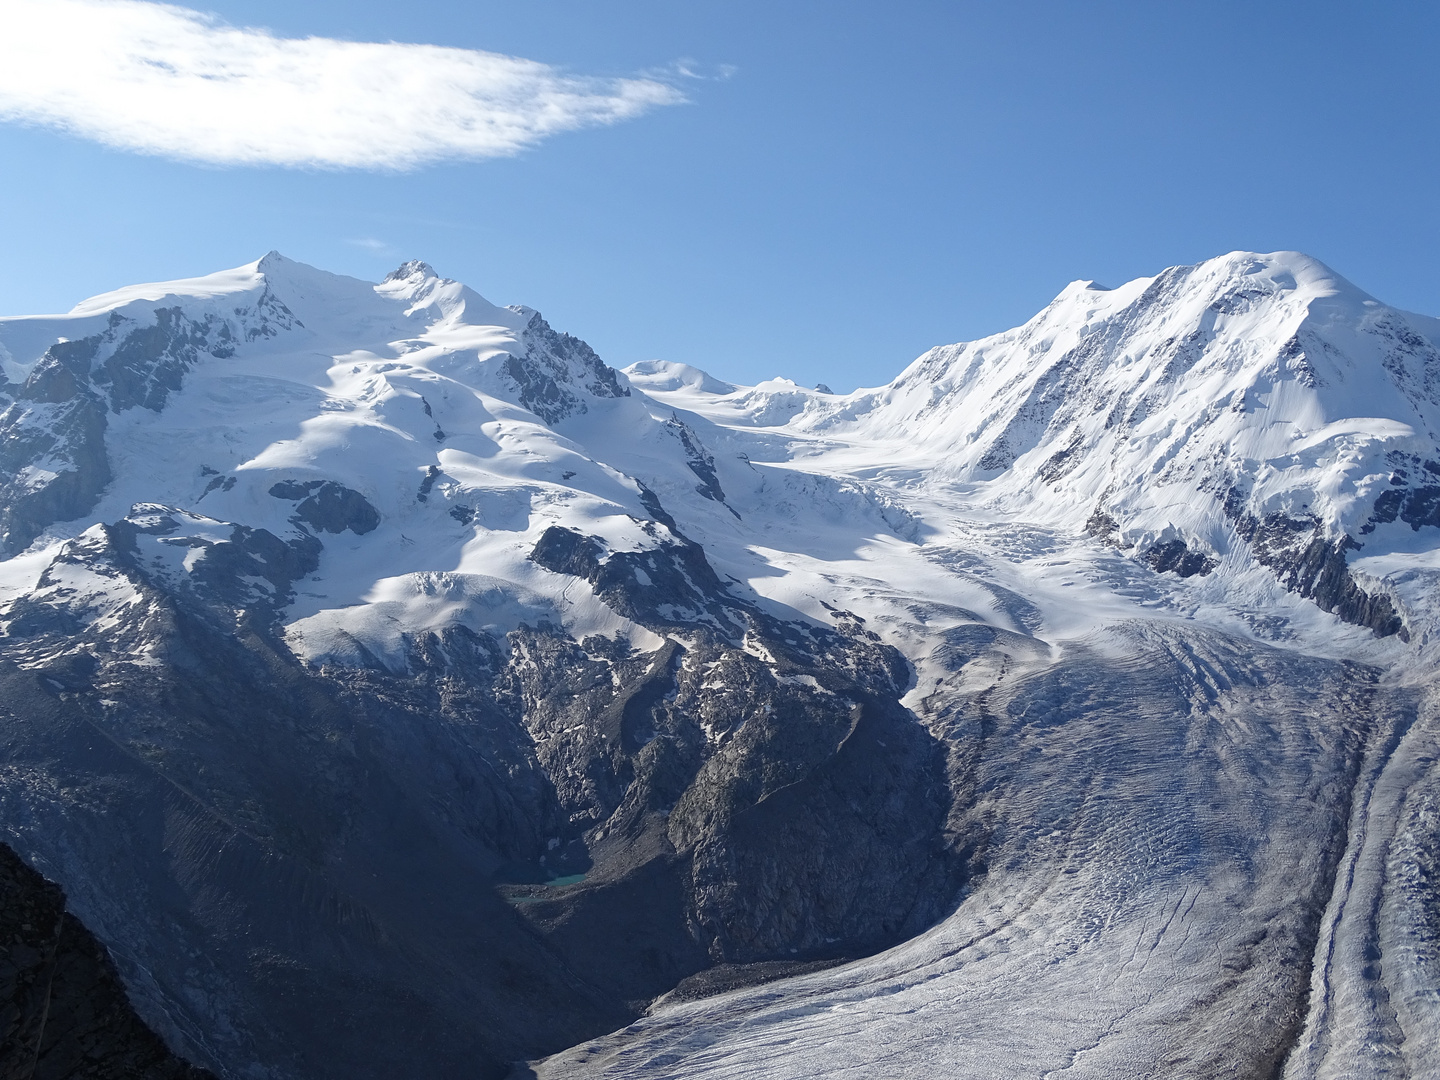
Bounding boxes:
0 306 274 556
94 308 233 414
268 481 380 535
1036 433 1085 484
116 506 324 616
1224 490 1404 638
1143 538 1217 578
0 388 111 558
502 312 629 425
1368 483 1440 531
502 354 572 426
227 283 303 343
662 417 728 506
1085 510 1217 578
528 514 956 964
1363 456 1440 534
1085 508 1120 542
0 841 216 1080
2 506 323 644
1090 486 1402 629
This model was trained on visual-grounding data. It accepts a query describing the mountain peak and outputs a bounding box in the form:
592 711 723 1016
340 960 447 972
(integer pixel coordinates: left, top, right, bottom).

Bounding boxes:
383 259 440 284
1179 249 1374 308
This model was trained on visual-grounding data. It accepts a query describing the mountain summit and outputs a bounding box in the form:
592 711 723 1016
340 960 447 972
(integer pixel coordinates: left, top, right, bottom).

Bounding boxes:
1 253 1438 1080
636 250 1440 642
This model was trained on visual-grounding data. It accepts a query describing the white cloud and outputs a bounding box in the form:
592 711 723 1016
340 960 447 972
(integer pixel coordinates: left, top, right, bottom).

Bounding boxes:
347 237 395 255
0 0 686 169
652 59 739 82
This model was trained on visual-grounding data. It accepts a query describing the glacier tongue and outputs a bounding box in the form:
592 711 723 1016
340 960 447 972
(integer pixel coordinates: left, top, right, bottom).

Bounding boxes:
0 251 1438 1079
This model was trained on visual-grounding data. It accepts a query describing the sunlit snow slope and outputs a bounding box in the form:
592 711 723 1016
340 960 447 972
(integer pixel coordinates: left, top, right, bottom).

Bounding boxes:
0 251 1438 1080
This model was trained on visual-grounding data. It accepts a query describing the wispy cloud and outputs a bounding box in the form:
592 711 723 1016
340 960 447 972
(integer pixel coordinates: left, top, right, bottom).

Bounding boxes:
648 59 738 83
347 236 395 255
0 0 686 170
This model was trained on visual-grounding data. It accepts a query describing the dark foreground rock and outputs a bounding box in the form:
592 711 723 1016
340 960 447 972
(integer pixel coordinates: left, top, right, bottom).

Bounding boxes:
0 842 216 1080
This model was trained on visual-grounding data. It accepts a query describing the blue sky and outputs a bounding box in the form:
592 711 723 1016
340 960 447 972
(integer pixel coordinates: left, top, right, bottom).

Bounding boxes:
1 1 1437 390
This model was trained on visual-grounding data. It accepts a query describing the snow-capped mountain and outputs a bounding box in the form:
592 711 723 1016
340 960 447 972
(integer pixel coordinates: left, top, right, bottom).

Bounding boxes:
635 252 1440 641
0 251 1437 1080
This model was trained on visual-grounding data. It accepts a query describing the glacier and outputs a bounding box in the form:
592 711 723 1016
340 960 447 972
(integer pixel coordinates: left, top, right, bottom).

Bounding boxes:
0 250 1437 1078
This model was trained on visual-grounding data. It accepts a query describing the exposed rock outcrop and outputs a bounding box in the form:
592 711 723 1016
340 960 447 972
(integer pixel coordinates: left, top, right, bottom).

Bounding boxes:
0 842 216 1080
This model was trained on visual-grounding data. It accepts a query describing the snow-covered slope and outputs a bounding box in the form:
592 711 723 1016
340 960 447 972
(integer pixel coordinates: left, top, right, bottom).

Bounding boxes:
0 253 715 657
0 251 1437 1080
635 252 1440 644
